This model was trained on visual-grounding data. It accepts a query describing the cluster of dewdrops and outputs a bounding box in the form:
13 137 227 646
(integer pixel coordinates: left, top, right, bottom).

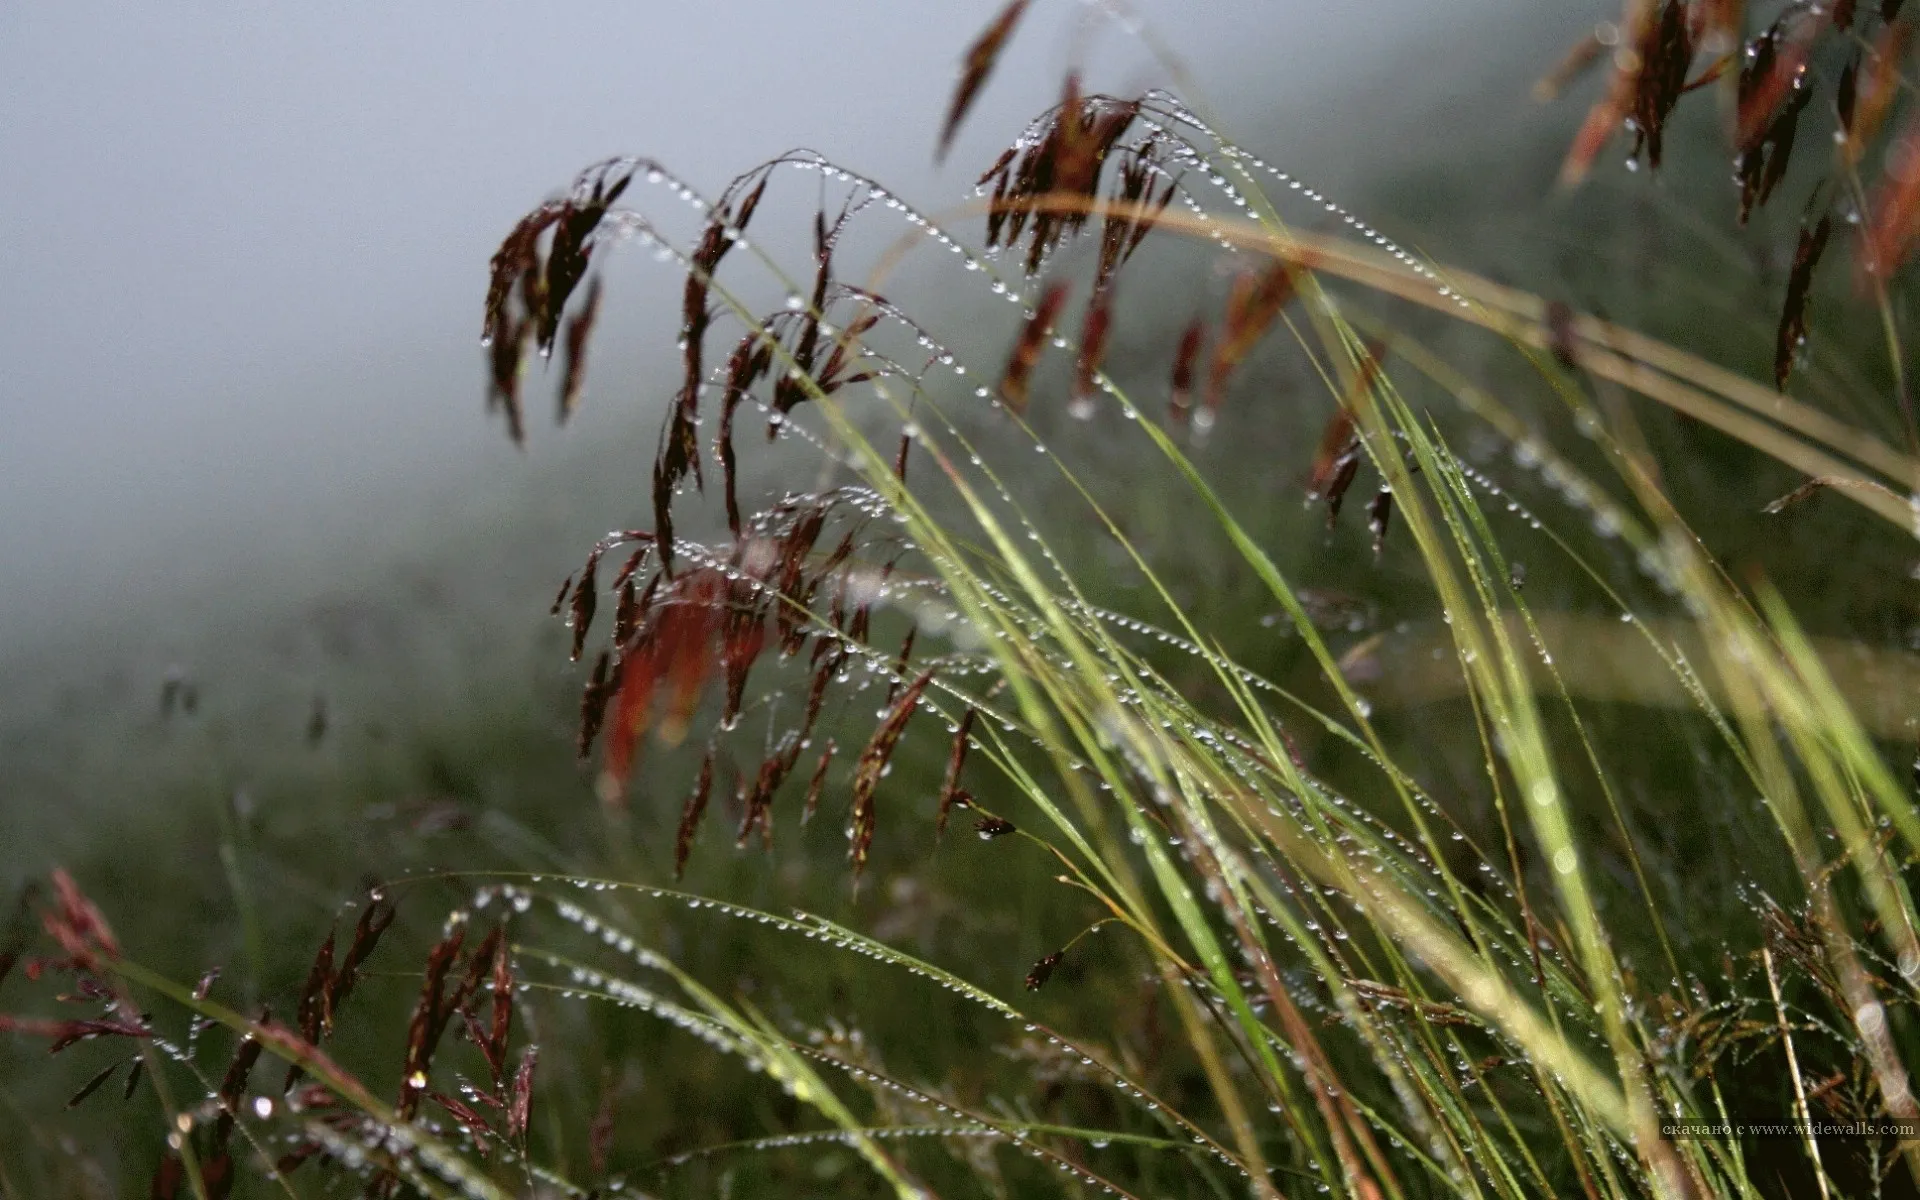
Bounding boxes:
470 876 1254 1179
946 565 1578 989
1137 92 1466 309
1455 438 1685 604
1116 668 1586 992
784 1038 1197 1197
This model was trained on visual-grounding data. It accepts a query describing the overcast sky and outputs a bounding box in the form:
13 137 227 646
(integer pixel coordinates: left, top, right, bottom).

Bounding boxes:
0 1 1589 640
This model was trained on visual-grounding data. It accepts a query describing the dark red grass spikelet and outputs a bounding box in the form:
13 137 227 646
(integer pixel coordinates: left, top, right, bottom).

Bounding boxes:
718 340 772 537
294 929 335 1045
1734 18 1816 225
675 751 715 879
938 0 1031 162
285 894 392 1092
803 740 836 826
483 161 634 446
396 921 470 1120
652 172 772 575
1775 214 1832 389
1306 406 1361 517
738 732 802 849
1000 283 1069 414
1168 318 1205 424
454 923 504 1024
1306 341 1384 523
893 425 913 487
212 1017 266 1158
1099 145 1176 290
1206 261 1298 415
849 667 936 879
1557 4 1658 186
44 868 120 971
937 709 977 837
769 199 854 429
1736 14 1821 153
509 1045 537 1140
611 544 652 590
802 641 849 739
538 166 632 353
487 311 530 446
0 1012 150 1052
1072 282 1116 417
558 275 603 425
577 650 616 758
1628 0 1693 169
319 895 394 1031
430 1090 496 1158
1763 475 1861 514
718 571 769 729
883 626 918 708
568 549 602 662
486 934 514 1087
975 816 1016 839
978 83 1144 275
613 579 641 648
595 499 863 801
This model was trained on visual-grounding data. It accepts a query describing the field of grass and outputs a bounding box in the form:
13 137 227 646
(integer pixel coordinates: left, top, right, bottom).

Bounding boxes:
7 3 1920 1198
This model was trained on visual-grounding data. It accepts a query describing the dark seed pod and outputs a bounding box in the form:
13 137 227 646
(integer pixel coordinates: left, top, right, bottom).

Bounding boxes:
975 816 1016 839
1367 486 1393 558
1024 949 1064 991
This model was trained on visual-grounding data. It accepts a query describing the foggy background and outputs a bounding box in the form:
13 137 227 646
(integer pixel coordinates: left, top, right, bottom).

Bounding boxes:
0 2 1603 652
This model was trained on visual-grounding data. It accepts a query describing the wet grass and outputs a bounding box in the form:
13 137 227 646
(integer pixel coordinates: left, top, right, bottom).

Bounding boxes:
8 2 1920 1198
